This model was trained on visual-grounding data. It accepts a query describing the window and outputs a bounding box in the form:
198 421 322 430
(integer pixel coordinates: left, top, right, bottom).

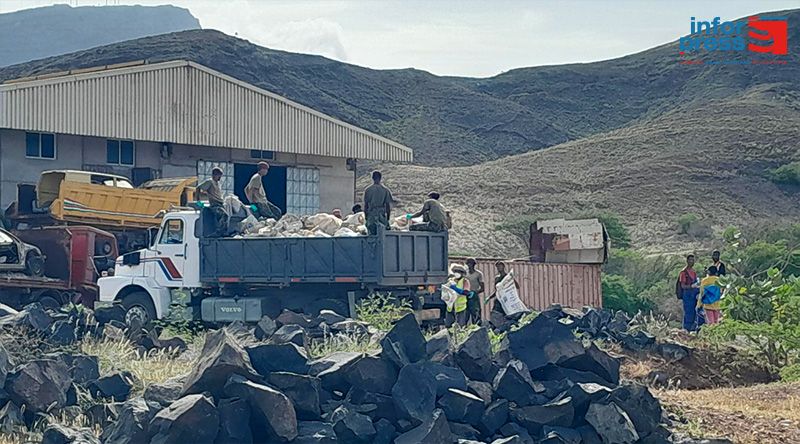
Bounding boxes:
90 175 135 188
25 132 56 159
159 219 184 245
250 150 275 160
107 140 135 166
286 167 320 215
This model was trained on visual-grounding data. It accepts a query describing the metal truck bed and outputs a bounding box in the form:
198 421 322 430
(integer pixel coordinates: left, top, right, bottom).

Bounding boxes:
199 230 449 287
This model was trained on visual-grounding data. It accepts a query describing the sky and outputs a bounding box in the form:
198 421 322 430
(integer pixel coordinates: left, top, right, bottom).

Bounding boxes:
1 0 799 77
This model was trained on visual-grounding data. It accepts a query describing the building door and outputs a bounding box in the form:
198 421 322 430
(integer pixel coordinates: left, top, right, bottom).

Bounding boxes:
233 163 288 213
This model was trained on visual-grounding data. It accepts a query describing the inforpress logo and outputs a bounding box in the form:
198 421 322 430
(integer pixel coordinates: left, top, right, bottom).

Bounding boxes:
748 16 788 54
679 16 788 55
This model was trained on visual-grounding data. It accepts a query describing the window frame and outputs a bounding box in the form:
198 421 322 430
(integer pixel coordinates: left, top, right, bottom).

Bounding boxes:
159 219 184 245
25 132 57 160
250 149 275 160
106 139 136 166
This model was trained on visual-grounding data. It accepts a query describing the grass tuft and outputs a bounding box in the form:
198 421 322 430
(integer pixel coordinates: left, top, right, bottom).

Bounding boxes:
80 337 196 395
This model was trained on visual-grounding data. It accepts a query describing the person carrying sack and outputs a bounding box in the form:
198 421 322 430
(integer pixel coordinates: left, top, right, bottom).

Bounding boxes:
443 264 470 327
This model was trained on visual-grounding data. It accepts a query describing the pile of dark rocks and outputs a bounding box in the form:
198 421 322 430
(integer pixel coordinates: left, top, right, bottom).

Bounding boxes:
0 300 678 443
0 302 187 355
104 314 670 442
518 305 692 362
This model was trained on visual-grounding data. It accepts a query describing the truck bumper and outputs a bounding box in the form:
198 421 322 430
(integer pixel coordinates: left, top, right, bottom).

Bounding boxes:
200 297 266 322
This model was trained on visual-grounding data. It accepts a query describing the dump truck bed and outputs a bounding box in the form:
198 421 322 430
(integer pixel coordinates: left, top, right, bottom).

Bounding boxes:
199 230 449 287
10 173 196 230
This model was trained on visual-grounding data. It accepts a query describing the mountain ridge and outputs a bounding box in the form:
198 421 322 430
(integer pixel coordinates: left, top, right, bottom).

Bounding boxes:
0 4 200 68
2 7 797 166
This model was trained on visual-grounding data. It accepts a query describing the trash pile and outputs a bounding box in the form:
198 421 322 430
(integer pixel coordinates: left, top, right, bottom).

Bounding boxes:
235 211 368 238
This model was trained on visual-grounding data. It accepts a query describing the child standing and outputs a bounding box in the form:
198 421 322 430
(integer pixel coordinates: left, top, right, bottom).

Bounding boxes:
698 266 723 324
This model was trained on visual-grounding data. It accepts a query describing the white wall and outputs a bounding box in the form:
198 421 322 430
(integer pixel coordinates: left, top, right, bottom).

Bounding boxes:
0 129 356 214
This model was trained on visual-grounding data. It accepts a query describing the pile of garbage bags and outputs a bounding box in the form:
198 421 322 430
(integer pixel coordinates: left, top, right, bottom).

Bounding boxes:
231 201 369 238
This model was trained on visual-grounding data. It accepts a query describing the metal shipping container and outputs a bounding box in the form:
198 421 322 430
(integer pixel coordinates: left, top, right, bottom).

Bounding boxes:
449 257 602 320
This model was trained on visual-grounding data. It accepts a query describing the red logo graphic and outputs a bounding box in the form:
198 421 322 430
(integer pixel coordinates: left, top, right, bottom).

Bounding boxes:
748 16 788 55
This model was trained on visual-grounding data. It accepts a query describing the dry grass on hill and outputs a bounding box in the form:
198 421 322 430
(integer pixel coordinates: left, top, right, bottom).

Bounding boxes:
370 93 800 257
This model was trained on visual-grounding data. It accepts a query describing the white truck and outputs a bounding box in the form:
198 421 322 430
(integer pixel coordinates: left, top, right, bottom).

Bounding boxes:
97 208 449 324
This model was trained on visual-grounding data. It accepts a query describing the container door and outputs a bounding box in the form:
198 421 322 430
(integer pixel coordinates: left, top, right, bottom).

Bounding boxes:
151 217 187 288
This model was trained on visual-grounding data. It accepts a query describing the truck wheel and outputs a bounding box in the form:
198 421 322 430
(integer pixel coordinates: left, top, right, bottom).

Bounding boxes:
24 253 44 277
121 291 157 325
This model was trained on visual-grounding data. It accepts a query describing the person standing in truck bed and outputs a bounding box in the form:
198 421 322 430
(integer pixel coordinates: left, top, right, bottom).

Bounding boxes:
245 161 282 221
196 167 227 236
363 171 393 235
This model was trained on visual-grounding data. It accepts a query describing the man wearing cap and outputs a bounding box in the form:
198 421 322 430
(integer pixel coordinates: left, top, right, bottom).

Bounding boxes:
245 161 282 220
445 263 470 327
408 192 448 232
196 167 227 236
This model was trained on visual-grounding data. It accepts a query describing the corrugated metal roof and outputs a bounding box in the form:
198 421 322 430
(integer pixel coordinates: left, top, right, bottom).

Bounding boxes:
0 60 412 162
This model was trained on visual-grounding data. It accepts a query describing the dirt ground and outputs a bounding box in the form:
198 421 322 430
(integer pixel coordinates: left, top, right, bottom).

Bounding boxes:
659 383 800 444
610 335 798 443
618 344 776 390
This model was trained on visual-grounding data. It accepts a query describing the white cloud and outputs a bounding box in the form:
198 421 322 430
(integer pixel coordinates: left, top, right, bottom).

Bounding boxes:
257 18 348 61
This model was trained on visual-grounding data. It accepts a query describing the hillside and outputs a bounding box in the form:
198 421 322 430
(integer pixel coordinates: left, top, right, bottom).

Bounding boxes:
1 8 798 166
373 88 800 256
0 4 199 67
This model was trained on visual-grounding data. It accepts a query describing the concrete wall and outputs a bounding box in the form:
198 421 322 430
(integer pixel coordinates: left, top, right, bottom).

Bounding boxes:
0 129 355 214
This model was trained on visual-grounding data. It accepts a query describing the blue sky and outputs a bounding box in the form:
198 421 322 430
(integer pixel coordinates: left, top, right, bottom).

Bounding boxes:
3 0 799 77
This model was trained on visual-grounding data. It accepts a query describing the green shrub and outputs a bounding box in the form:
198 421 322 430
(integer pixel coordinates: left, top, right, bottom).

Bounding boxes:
769 161 800 185
702 319 800 368
722 226 741 244
677 213 712 238
780 363 800 382
355 292 412 331
604 249 681 293
739 240 800 277
602 274 652 314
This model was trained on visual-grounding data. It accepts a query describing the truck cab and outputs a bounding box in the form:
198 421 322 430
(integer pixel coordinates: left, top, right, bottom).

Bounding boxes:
99 210 202 322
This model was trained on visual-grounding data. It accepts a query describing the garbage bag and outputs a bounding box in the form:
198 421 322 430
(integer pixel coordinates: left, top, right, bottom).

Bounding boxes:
495 270 528 316
334 227 361 237
303 213 342 235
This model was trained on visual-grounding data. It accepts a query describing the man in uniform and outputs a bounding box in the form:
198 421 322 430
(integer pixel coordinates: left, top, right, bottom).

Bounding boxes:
196 167 227 236
408 192 448 232
363 171 393 235
465 258 485 325
245 161 282 220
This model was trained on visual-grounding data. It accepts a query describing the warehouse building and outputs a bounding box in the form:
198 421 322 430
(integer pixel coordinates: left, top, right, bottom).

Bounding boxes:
0 60 411 214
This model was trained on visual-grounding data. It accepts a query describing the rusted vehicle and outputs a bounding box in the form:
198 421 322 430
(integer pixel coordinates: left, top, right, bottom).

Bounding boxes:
0 226 118 309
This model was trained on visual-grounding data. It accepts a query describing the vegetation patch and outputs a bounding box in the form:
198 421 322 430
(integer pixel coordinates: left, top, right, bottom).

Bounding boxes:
770 161 800 186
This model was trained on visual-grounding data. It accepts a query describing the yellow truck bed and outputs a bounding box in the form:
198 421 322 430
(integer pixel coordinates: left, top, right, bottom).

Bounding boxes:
28 171 196 229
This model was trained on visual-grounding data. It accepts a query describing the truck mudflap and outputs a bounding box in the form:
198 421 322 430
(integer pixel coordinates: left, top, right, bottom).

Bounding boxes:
200 297 265 322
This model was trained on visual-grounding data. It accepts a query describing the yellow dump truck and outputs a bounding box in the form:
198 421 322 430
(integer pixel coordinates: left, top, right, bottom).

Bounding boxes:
7 170 196 252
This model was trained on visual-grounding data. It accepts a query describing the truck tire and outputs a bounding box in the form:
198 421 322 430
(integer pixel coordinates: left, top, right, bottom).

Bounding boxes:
121 291 157 325
24 252 44 277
